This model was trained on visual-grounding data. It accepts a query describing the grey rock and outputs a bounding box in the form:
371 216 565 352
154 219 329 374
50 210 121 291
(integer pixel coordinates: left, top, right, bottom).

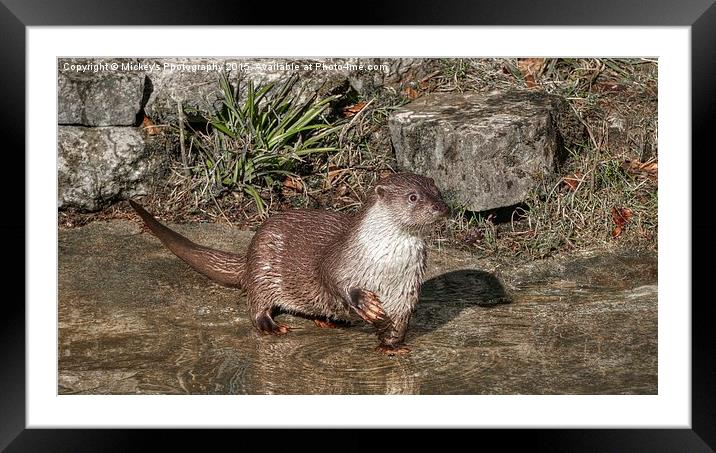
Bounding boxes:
141 58 434 123
142 58 349 123
141 58 238 123
344 58 435 94
58 70 145 126
58 126 165 211
58 57 437 125
389 90 565 212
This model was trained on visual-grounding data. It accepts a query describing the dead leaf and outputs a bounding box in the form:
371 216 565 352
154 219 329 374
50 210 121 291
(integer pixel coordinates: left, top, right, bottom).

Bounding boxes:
323 166 350 189
621 207 633 222
518 58 546 74
524 74 537 88
562 171 585 191
341 101 367 118
403 85 420 100
517 58 546 88
622 159 658 181
282 176 303 192
611 225 622 238
611 207 633 239
462 227 484 245
141 116 161 135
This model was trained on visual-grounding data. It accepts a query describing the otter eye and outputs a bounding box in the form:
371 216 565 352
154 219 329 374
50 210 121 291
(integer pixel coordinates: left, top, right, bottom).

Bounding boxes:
408 193 419 203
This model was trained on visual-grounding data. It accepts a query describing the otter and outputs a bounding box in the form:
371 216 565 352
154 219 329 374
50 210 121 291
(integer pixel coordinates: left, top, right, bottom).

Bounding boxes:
129 172 449 354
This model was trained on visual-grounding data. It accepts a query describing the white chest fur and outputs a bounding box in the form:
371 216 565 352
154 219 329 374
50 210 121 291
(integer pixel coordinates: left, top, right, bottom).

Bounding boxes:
345 205 427 314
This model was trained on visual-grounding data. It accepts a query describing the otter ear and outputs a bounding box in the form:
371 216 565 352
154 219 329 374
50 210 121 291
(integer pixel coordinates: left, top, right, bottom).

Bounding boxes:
375 185 387 198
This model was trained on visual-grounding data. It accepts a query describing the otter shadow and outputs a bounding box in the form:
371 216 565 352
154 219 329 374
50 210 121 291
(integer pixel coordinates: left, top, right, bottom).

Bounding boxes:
410 270 511 339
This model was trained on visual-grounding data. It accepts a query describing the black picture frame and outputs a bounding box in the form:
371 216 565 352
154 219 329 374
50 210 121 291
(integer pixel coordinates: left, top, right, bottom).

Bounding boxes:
2 1 714 451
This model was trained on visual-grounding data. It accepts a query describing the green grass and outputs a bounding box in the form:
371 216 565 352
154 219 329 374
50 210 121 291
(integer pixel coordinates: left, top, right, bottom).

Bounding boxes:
184 73 344 217
63 58 657 261
518 156 657 258
425 58 658 257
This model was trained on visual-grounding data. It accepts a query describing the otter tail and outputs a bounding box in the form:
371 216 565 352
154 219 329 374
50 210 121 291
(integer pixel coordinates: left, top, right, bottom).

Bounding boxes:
129 200 245 288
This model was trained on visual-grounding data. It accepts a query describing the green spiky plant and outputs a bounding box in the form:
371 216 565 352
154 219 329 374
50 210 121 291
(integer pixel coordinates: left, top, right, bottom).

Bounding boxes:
186 72 343 216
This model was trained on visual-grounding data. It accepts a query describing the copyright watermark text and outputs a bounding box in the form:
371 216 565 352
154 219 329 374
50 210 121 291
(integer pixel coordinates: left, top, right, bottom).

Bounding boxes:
61 60 390 74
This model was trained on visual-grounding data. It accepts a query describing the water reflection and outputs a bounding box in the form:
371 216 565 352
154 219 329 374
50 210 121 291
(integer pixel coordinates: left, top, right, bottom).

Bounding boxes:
58 222 657 395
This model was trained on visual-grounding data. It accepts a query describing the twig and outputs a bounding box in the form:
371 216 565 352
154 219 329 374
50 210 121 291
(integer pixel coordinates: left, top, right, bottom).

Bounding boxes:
419 70 441 83
176 99 190 177
569 101 599 151
209 189 233 226
339 98 375 147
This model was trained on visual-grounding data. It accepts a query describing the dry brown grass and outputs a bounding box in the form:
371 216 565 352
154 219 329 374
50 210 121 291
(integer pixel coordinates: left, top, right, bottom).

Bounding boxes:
60 58 658 260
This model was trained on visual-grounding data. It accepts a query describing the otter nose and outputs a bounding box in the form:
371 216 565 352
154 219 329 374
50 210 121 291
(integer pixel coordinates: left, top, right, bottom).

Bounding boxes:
432 201 450 217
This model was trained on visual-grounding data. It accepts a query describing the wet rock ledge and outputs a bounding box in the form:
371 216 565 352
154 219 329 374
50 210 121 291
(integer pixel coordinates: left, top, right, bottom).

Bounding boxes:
59 220 657 395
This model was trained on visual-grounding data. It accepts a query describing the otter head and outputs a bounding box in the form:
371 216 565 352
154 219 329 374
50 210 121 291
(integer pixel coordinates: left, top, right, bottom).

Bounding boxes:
373 172 450 233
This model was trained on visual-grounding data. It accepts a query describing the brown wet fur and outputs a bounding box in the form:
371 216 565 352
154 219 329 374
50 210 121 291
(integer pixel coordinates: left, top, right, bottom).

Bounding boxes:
129 172 449 353
129 200 245 288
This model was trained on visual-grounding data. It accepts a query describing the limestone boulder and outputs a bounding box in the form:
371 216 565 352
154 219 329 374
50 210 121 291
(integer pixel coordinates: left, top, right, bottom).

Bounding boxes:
58 126 166 211
141 58 435 123
58 68 145 126
389 90 565 212
57 57 437 125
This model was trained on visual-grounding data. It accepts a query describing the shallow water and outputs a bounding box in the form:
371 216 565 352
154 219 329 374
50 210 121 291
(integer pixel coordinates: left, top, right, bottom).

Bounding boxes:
58 221 657 395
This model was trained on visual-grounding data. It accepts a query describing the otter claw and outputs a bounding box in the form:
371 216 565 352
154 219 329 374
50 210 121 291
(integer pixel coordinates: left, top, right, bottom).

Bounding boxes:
355 307 383 323
255 313 291 335
260 323 290 335
349 289 385 324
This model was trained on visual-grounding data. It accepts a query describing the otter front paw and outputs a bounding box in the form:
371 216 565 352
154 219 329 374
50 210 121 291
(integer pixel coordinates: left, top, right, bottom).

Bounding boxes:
348 288 385 324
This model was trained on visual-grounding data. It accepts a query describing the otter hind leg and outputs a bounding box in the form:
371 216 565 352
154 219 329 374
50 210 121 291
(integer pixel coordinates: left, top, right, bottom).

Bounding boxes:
253 307 291 335
347 288 385 323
